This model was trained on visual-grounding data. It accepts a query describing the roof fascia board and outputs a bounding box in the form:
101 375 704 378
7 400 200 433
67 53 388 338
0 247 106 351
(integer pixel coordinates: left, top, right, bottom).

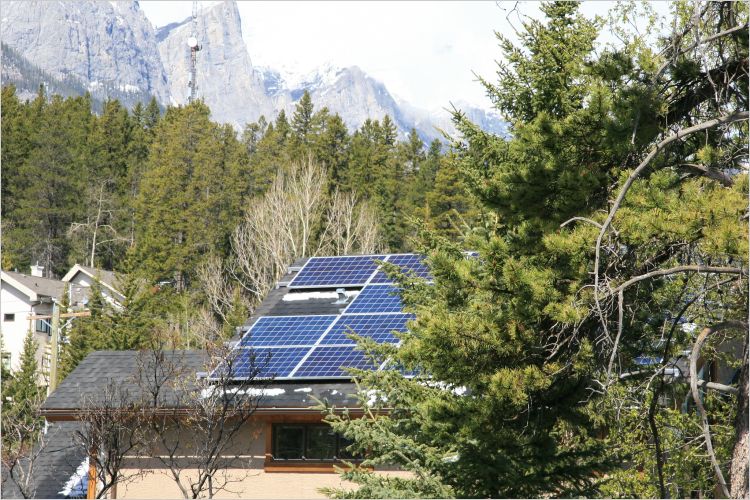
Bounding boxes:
62 264 123 298
0 271 39 301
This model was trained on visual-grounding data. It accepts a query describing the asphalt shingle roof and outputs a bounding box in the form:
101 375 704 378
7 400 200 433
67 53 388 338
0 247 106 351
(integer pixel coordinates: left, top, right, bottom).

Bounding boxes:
1 421 85 499
3 270 66 299
42 351 360 414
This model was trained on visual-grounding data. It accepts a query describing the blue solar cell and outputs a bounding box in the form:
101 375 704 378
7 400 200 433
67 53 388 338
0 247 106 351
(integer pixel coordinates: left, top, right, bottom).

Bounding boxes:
218 347 311 379
293 346 372 377
370 254 431 284
289 255 385 288
321 313 413 345
238 315 337 347
345 285 403 314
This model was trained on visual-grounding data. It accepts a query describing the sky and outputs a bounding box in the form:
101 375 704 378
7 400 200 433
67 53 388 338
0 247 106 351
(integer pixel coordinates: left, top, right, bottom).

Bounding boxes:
139 1 669 111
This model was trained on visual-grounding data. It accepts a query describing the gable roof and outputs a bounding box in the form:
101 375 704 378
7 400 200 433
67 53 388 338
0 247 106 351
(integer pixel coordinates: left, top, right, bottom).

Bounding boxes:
0 270 66 302
61 264 122 298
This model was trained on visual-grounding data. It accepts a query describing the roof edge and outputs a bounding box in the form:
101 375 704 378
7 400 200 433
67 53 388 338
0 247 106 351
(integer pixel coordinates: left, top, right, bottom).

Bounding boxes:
1 270 39 301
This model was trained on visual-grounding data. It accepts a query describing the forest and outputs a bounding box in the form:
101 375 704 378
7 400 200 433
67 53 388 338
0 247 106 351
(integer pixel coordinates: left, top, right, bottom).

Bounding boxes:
1 1 748 498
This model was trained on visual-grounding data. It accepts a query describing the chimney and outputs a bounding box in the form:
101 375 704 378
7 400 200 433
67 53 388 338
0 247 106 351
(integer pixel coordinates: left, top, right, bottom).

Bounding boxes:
30 263 44 277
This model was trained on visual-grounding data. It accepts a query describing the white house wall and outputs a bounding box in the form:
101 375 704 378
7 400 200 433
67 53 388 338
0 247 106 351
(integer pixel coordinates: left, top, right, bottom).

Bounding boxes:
0 281 52 374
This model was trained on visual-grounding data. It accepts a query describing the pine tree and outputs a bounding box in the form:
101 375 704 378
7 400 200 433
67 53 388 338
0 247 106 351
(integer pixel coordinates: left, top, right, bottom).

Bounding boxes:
5 93 93 276
59 280 111 379
133 102 250 290
328 2 749 498
9 329 43 406
291 90 314 142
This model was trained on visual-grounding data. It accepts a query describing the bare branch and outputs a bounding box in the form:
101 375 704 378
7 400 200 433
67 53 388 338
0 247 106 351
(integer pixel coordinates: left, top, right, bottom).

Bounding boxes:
610 265 746 295
678 163 735 187
690 321 748 498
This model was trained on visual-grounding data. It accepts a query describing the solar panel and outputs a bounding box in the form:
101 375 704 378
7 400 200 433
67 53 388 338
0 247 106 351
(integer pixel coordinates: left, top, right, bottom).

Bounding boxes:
344 285 403 314
238 315 337 347
321 313 413 345
369 253 431 284
289 255 386 288
292 346 373 377
215 346 310 379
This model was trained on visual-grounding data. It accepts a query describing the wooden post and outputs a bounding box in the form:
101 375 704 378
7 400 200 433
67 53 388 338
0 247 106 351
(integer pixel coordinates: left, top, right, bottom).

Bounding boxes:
47 302 60 395
87 452 97 499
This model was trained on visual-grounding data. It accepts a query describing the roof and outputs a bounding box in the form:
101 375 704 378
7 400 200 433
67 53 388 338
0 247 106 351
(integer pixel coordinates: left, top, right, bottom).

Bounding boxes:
42 350 360 416
1 270 66 301
62 264 123 297
241 257 356 329
0 421 85 499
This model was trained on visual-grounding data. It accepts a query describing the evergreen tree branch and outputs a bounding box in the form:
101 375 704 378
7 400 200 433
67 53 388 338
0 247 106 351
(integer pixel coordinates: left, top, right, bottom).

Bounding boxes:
593 111 749 343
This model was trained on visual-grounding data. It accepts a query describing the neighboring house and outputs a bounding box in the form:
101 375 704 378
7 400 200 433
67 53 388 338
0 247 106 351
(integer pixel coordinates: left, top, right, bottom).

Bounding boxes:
0 264 122 378
62 264 124 308
32 254 425 499
0 265 66 375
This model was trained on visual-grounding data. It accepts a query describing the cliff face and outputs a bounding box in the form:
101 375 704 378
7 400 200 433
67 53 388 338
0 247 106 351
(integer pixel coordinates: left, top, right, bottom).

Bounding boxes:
1 1 170 103
156 0 282 127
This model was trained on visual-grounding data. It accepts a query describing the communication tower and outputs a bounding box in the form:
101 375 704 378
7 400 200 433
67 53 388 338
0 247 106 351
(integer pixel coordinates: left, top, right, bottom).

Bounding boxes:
187 1 201 102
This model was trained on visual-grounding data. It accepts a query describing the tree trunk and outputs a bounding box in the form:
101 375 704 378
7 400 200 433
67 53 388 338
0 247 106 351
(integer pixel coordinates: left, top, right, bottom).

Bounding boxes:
730 340 748 499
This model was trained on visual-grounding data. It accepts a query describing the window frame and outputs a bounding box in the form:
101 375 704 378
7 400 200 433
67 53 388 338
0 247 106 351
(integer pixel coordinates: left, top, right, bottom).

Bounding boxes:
270 423 357 463
35 319 51 335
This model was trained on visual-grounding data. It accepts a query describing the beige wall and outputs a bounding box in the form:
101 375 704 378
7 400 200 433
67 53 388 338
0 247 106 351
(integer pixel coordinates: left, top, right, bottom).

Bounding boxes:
114 418 409 499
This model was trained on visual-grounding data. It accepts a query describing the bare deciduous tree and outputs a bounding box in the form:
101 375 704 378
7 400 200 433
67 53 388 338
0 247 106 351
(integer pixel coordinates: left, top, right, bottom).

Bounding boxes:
68 181 128 268
137 340 265 499
73 381 148 498
1 393 47 499
217 158 381 313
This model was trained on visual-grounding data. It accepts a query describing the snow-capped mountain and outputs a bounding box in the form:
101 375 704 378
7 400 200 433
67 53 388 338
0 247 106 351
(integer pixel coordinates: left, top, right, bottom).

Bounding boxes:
0 0 506 142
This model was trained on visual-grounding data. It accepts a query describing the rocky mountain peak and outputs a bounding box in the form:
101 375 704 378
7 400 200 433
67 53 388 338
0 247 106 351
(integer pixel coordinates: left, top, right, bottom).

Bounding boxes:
1 1 169 103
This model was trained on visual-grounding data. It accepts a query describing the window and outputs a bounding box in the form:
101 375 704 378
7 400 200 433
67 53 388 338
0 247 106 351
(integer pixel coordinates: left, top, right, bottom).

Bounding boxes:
36 319 51 335
272 424 357 461
3 314 14 322
1 352 10 372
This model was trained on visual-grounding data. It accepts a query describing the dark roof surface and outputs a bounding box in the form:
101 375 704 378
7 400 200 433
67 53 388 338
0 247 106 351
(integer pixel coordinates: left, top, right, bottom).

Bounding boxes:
42 350 207 412
2 270 66 299
42 350 360 413
241 260 359 328
1 421 85 499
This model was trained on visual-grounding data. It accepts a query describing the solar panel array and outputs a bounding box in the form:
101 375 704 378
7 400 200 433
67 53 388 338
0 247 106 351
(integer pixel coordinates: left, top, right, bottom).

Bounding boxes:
289 253 431 288
344 284 403 314
211 252 477 381
216 312 413 379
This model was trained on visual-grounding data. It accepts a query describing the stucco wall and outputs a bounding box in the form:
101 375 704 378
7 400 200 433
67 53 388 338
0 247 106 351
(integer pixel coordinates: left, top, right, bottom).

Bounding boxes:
0 282 52 376
114 419 409 499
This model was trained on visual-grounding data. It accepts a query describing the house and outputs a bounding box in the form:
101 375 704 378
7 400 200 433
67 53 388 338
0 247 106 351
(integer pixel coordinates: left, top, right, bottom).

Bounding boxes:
0 264 123 379
27 253 424 499
62 264 124 308
0 265 67 375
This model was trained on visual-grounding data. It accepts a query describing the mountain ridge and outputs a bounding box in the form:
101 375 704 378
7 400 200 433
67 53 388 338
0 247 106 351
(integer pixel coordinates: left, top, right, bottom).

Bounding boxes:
0 0 506 141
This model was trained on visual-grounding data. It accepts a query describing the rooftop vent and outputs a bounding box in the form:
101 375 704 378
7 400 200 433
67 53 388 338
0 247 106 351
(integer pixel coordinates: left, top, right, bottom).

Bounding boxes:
334 288 349 304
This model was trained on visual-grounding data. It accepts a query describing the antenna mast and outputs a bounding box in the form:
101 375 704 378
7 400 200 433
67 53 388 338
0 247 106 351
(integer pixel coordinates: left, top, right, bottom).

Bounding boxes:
187 1 201 102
